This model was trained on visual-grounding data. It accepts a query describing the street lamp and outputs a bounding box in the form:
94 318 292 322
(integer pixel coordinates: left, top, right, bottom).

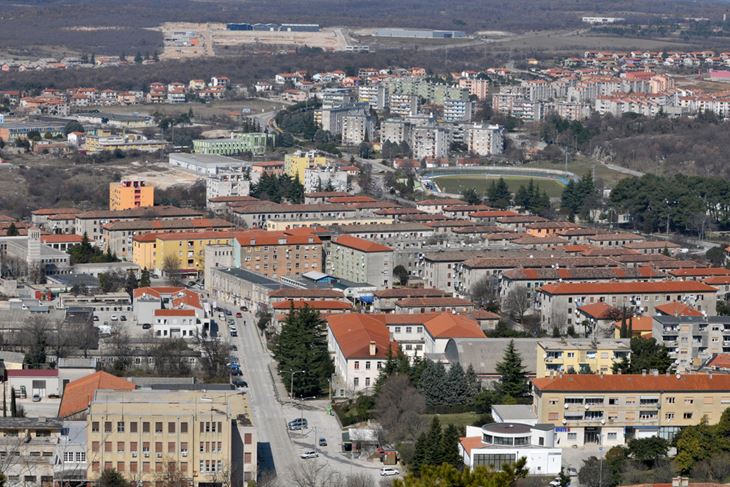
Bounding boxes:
289 369 305 400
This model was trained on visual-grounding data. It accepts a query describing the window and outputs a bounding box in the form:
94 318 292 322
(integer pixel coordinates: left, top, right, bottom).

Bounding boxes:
365 361 371 370
143 422 150 433
155 442 163 453
568 433 578 440
406 327 412 333
665 413 675 420
104 442 112 453
168 422 176 434
244 433 252 445
354 361 360 370
143 442 150 453
354 377 360 387
394 327 401 333
130 422 137 433
473 453 517 469
143 462 151 473
117 462 125 472
130 442 138 452
92 422 99 432
607 433 617 440
92 441 100 453
365 377 371 387
117 421 125 433
180 422 188 433
155 422 163 433
104 422 112 433
684 412 693 419
130 462 137 473
666 397 676 404
117 442 124 452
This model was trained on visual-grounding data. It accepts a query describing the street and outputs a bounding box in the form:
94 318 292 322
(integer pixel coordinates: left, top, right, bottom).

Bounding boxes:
222 305 386 484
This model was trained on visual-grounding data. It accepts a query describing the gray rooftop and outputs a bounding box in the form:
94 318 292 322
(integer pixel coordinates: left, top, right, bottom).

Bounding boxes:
0 417 63 430
444 338 538 376
217 267 288 290
491 404 537 422
653 315 727 325
169 152 249 167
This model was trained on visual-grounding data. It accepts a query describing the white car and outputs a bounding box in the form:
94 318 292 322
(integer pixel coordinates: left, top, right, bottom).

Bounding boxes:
300 450 318 459
380 467 400 477
110 315 118 321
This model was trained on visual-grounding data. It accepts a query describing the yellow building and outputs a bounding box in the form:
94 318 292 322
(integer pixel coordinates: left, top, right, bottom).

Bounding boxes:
86 389 257 485
109 179 155 211
284 150 327 183
84 134 167 154
536 339 631 377
533 373 730 448
132 231 235 273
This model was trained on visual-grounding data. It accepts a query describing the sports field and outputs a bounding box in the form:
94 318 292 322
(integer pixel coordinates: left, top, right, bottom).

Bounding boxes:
433 174 566 197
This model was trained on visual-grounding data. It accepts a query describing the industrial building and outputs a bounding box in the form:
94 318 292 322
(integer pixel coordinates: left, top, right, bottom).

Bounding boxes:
373 28 466 39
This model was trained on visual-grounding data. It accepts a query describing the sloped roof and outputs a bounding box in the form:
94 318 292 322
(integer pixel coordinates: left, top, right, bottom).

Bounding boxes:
333 235 392 253
655 301 703 317
326 314 396 359
423 313 485 339
533 373 730 393
58 371 135 418
540 280 717 295
577 302 615 320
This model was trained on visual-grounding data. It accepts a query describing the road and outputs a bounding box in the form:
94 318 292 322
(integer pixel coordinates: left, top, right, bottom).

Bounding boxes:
220 304 385 484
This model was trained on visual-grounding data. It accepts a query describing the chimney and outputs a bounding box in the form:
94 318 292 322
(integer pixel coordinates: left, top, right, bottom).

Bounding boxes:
652 369 659 376
369 341 377 356
641 369 647 376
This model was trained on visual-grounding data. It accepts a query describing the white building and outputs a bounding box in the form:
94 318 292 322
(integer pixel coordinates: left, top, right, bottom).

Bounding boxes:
443 99 473 123
304 165 349 193
459 423 561 475
206 167 252 201
341 113 374 145
411 125 449 160
466 123 504 156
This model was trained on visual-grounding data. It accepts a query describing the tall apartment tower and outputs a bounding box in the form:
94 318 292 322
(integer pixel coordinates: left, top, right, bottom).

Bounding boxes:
27 225 41 266
109 179 154 211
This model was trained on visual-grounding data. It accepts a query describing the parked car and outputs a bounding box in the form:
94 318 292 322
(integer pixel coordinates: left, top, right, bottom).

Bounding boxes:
380 467 400 477
235 312 242 318
233 380 249 392
230 368 243 377
288 418 308 431
318 437 327 447
300 450 318 459
32 394 41 402
120 315 127 322
240 306 249 312
230 327 238 337
110 315 118 321
567 467 578 477
224 309 232 316
231 345 238 351
93 315 99 322
142 323 152 330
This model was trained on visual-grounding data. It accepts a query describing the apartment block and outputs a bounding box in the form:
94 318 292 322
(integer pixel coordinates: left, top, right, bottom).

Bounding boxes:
230 203 355 229
284 150 328 183
193 132 269 156
532 373 730 448
109 180 154 211
0 417 64 486
443 99 473 123
341 112 374 145
85 389 257 485
132 230 236 274
465 124 504 156
232 230 322 278
205 168 251 203
328 235 394 288
411 124 449 160
652 316 730 372
538 281 718 331
536 339 631 377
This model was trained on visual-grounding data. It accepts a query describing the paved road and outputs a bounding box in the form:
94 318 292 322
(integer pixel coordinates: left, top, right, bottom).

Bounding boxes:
221 305 385 484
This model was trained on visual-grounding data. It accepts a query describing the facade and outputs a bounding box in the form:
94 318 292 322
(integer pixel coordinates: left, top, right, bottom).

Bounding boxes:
132 231 236 274
205 168 251 202
193 133 269 156
532 373 730 447
85 389 257 485
84 135 167 154
459 423 561 475
465 124 504 156
0 417 64 487
284 151 328 183
303 166 348 193
327 235 394 288
169 153 249 176
652 316 730 372
109 180 154 211
232 230 323 279
411 125 449 160
341 112 374 145
536 339 631 377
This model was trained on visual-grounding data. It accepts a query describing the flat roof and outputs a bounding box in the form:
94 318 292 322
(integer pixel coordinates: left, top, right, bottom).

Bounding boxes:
491 404 537 421
216 267 288 289
169 152 249 167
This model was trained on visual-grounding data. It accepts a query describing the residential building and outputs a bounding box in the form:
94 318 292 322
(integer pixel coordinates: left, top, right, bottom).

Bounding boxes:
326 314 397 396
230 203 355 229
58 371 136 420
383 312 485 358
394 297 476 314
0 417 64 486
532 373 730 447
232 230 323 279
85 389 257 485
84 134 167 154
303 165 348 193
537 281 718 331
411 124 449 160
459 423 561 475
132 230 236 274
206 265 286 313
341 112 374 145
327 235 393 288
205 168 251 203
54 420 88 485
284 150 328 183
536 339 631 377
465 124 504 156
652 315 730 372
169 153 249 176
109 179 154 211
0 120 66 142
443 98 473 122
193 132 270 156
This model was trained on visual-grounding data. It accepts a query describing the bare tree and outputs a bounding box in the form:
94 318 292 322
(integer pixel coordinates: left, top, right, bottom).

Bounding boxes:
374 374 426 444
106 328 132 374
504 286 531 323
163 254 183 286
469 275 499 311
290 461 340 487
22 315 50 367
195 334 231 380
343 473 377 487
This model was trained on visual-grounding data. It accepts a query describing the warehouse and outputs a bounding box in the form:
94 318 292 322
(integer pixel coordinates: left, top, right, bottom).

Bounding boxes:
373 28 466 39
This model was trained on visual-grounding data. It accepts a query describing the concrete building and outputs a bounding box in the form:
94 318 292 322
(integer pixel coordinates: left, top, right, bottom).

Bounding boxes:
193 133 269 156
411 124 449 160
341 112 374 146
0 417 65 487
206 168 251 203
232 230 323 279
230 203 355 229
465 124 504 156
85 389 257 485
327 235 394 288
459 423 561 475
532 373 730 447
206 266 287 312
652 315 730 372
537 281 718 331
284 150 328 183
0 230 71 277
109 179 154 211
84 135 167 154
132 230 236 274
443 99 473 123
303 165 348 193
169 153 249 176
536 339 631 377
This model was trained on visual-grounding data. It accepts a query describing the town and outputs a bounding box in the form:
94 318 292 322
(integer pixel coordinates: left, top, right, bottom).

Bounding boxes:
5 5 730 487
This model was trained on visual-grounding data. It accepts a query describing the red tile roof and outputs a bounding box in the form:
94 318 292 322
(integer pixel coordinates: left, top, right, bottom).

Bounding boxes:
395 297 475 308
423 313 484 339
333 235 392 253
235 230 322 246
8 369 58 377
269 288 342 298
326 314 396 359
41 234 83 244
655 301 703 317
670 268 730 277
705 276 730 285
133 286 184 299
154 309 196 317
272 300 352 310
707 354 730 370
328 196 376 204
539 280 717 295
612 315 654 333
533 373 730 393
577 302 615 320
58 371 135 418
459 436 484 457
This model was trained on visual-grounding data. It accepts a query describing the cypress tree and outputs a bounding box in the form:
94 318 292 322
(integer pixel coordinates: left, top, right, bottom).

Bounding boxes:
10 388 16 417
426 416 444 466
411 432 428 476
445 362 468 405
139 268 151 288
495 340 529 399
440 424 463 469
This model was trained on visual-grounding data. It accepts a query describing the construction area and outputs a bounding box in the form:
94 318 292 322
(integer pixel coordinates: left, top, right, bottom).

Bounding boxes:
159 22 353 59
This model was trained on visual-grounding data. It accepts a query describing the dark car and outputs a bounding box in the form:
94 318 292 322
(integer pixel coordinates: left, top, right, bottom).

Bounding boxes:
319 437 327 447
231 345 238 351
230 369 243 377
142 323 152 330
235 312 242 318
225 309 232 316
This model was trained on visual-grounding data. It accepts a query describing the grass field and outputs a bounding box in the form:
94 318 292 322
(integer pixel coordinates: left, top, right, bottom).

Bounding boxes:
524 156 630 188
423 412 480 429
433 174 566 197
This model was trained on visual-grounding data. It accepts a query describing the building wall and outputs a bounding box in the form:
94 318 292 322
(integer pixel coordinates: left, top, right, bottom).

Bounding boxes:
284 152 327 183
536 342 630 377
109 181 154 211
234 240 322 279
327 244 393 288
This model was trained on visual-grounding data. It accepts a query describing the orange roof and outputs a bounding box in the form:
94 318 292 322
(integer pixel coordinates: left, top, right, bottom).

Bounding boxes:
708 354 730 369
459 436 484 457
470 210 519 218
327 196 376 204
41 234 83 244
326 314 396 359
58 371 135 418
417 198 463 206
423 313 484 339
612 315 654 332
670 267 730 277
533 373 730 393
540 280 717 295
32 207 79 216
333 235 392 253
655 301 703 317
235 230 322 246
577 302 615 319
705 276 730 285
153 230 236 241
133 286 184 299
272 300 352 310
154 309 196 317
171 289 203 310
395 297 475 308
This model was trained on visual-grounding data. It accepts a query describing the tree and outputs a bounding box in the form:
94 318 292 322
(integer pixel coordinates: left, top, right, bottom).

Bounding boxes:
134 51 143 64
98 469 131 487
495 340 529 398
393 460 528 486
503 286 531 323
461 188 482 205
487 177 511 209
627 437 668 468
256 308 273 335
419 360 449 408
162 254 182 286
124 269 139 298
63 120 85 135
440 424 462 469
23 316 48 368
612 337 672 374
469 275 499 312
99 271 124 293
196 335 230 380
393 265 409 286
5 223 18 236
578 456 614 487
139 268 151 288
375 374 426 444
273 306 334 397
706 246 726 267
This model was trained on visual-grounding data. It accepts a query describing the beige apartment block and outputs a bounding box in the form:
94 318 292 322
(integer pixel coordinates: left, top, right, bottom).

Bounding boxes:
86 389 256 486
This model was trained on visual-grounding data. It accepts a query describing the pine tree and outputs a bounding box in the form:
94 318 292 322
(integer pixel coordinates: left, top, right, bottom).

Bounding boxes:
425 416 444 466
139 268 151 288
445 362 468 405
487 177 511 209
464 364 481 403
419 360 448 407
440 424 462 469
411 432 428 476
495 339 529 399
124 270 139 298
6 223 18 236
134 51 143 64
515 185 529 209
